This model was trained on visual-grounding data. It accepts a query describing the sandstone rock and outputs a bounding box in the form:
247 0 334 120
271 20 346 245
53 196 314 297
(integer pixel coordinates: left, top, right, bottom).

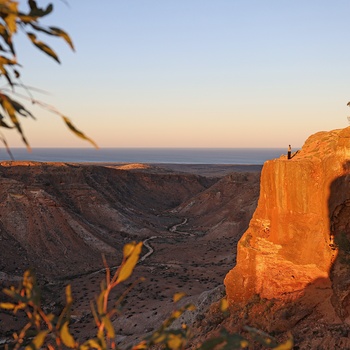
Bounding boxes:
225 127 350 324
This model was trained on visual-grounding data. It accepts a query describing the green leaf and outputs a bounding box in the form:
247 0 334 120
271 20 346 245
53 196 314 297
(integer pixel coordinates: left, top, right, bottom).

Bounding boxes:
220 298 229 312
170 310 183 320
167 334 184 350
0 93 31 150
102 315 115 339
60 321 76 348
240 340 249 348
4 1 18 34
8 98 35 119
0 115 14 129
0 55 17 66
28 22 52 35
0 302 15 310
29 24 75 51
97 329 107 350
3 288 19 299
28 1 53 18
97 290 106 315
116 242 143 283
13 302 26 313
0 133 14 160
62 115 98 148
80 339 103 350
0 61 14 87
27 32 60 63
173 292 186 303
18 13 35 24
66 284 73 305
132 341 148 349
123 242 137 259
0 24 15 55
25 330 49 350
185 303 196 311
50 26 75 51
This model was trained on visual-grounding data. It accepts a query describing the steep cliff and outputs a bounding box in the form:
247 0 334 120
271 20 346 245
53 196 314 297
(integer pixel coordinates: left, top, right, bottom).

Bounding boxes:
224 127 350 347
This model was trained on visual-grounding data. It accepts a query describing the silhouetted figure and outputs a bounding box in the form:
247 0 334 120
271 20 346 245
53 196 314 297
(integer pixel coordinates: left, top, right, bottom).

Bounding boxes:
287 145 291 159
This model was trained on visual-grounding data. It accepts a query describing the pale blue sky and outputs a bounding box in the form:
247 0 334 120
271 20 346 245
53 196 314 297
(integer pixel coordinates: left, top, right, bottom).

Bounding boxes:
6 0 350 148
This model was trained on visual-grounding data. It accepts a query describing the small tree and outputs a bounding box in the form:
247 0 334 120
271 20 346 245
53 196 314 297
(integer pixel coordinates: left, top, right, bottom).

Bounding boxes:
0 0 96 157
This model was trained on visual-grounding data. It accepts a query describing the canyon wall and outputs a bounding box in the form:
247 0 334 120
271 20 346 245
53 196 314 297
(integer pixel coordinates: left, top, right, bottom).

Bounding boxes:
0 162 260 346
225 127 350 311
0 162 216 278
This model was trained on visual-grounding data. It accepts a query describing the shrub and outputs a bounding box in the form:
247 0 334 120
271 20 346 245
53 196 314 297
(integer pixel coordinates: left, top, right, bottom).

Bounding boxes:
0 242 293 349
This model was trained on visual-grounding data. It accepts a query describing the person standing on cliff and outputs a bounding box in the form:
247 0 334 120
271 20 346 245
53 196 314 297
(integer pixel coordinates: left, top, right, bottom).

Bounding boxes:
288 145 292 159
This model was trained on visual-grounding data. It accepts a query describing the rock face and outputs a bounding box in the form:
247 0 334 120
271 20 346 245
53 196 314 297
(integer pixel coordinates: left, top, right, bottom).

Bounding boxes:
225 127 350 318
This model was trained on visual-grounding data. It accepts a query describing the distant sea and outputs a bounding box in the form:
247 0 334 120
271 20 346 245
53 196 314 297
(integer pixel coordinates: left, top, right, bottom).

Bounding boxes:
0 148 288 165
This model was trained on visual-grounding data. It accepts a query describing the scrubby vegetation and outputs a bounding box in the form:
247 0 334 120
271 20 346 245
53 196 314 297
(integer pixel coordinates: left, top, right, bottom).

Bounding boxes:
0 2 294 349
0 0 95 155
1 241 293 349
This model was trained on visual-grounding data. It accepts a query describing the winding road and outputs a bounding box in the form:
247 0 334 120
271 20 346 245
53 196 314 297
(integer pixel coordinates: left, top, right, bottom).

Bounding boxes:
138 235 158 263
138 217 191 263
50 218 191 279
169 218 188 233
0 218 193 347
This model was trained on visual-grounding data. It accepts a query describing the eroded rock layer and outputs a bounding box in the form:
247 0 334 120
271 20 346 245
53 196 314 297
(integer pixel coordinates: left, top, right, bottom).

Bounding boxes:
0 162 216 278
225 127 350 319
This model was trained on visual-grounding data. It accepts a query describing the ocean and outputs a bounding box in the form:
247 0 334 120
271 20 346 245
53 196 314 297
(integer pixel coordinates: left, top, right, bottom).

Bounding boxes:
0 148 288 165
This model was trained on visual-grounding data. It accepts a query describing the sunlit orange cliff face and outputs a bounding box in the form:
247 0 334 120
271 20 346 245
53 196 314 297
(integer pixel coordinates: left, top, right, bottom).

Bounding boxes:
225 127 350 316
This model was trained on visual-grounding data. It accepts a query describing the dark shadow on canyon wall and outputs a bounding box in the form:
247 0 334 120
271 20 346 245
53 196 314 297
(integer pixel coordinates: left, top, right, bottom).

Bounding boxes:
328 160 350 320
278 160 350 322
269 160 350 345
226 161 350 348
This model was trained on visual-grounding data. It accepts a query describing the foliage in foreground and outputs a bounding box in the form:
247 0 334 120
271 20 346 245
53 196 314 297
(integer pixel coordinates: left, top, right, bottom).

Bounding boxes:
0 0 96 156
0 241 294 349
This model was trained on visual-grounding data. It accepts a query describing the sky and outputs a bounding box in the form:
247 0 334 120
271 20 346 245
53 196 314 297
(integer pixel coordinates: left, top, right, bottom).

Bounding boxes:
4 0 350 148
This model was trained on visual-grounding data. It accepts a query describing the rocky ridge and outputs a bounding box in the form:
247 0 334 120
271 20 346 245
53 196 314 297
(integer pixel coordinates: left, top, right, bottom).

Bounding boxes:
0 162 260 347
0 162 216 278
223 127 350 348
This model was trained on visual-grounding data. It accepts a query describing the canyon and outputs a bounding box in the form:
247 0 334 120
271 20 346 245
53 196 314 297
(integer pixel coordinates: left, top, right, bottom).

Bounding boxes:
0 161 260 347
2 126 350 349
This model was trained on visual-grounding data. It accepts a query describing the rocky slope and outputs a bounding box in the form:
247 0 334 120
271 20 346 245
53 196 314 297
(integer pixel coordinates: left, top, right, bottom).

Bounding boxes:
223 127 350 348
0 162 217 278
0 162 260 346
175 172 259 241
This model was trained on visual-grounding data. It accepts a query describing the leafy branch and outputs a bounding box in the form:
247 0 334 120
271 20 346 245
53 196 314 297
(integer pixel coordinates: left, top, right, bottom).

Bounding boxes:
0 0 96 153
0 240 294 350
